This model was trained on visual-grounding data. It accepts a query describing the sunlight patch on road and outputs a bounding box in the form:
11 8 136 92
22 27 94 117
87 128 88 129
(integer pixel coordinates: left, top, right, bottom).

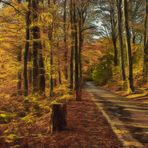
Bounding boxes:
114 129 129 134
127 93 147 99
113 121 148 129
124 108 148 113
123 141 144 147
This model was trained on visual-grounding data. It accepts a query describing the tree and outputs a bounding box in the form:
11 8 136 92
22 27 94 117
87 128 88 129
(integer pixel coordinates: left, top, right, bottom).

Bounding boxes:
124 0 135 92
116 0 126 80
143 0 148 84
69 0 74 89
109 0 118 66
32 0 45 93
63 0 68 80
73 0 81 100
23 0 31 96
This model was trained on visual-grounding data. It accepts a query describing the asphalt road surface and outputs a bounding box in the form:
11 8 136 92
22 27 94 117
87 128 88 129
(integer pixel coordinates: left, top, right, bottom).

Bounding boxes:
85 82 148 148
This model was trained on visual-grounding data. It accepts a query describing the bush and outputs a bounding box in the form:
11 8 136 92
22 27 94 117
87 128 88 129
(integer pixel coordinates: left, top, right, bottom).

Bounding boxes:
92 54 113 85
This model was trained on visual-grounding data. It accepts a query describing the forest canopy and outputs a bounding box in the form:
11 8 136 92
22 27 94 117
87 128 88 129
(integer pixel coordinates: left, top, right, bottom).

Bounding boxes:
0 0 147 147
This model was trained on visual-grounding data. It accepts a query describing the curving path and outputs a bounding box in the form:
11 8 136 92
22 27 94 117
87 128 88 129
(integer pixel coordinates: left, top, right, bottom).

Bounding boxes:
85 82 148 148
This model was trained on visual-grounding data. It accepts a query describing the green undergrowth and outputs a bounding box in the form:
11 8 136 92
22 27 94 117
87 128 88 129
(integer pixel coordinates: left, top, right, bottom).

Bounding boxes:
92 54 113 85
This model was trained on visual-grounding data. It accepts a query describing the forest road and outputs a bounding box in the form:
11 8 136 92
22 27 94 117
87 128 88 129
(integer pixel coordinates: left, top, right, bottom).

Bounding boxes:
85 81 148 148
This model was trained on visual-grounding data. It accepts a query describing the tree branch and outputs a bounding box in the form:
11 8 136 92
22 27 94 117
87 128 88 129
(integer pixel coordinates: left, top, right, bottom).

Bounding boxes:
0 0 25 16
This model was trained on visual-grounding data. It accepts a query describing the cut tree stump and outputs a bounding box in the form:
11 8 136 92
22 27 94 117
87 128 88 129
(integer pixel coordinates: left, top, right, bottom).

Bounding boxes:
50 103 67 134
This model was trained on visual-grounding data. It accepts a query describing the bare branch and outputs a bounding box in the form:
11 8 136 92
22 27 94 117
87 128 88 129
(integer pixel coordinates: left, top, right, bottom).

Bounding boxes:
0 0 25 16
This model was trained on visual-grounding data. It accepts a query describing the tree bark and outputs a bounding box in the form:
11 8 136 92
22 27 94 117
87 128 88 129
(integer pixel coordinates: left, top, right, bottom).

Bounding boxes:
23 0 31 96
39 52 46 93
143 0 148 84
116 0 126 81
49 25 54 97
63 0 68 80
78 8 84 99
110 2 118 66
124 0 135 92
48 1 54 97
73 0 81 100
70 0 74 89
32 0 39 92
58 58 62 85
17 47 22 95
32 0 45 93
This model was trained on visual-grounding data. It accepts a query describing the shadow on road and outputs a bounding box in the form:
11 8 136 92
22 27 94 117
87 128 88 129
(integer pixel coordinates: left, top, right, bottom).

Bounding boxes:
85 82 148 147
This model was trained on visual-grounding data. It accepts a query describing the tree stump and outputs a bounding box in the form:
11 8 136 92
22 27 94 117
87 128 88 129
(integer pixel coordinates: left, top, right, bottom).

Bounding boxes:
50 103 67 134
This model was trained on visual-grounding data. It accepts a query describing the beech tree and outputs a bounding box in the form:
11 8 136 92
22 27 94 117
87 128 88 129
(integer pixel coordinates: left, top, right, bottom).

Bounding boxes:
116 0 126 80
124 0 135 92
143 0 148 83
23 0 31 96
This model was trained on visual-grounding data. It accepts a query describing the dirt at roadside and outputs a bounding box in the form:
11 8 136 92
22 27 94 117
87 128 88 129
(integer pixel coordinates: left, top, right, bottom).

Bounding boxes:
0 91 122 148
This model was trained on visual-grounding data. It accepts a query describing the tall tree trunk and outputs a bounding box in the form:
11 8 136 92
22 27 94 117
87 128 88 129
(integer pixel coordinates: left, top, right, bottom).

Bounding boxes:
70 47 74 89
50 30 54 97
116 0 126 81
17 47 22 95
17 0 22 96
110 2 118 66
58 58 62 85
79 30 83 92
63 0 68 80
77 2 89 99
28 45 32 87
73 0 81 100
39 52 46 93
78 11 84 99
124 0 135 92
39 0 46 93
69 0 74 89
32 0 45 93
112 33 118 66
24 0 31 96
48 1 55 97
32 0 39 92
143 0 148 84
